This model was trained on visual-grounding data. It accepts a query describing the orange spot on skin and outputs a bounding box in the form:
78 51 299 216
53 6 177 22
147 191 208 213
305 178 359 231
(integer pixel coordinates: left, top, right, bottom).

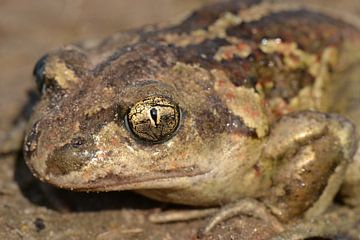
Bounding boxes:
243 105 260 118
224 49 235 60
225 91 236 100
215 42 252 61
271 99 293 117
236 43 247 50
111 138 118 146
253 164 261 177
169 161 180 170
217 79 227 88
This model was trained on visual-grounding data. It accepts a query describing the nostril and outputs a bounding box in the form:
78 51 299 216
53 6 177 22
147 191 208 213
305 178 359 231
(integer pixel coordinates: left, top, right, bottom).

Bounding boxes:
24 120 41 160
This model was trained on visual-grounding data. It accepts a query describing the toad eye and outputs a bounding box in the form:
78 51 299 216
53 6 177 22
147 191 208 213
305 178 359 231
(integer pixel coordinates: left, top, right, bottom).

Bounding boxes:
126 96 181 143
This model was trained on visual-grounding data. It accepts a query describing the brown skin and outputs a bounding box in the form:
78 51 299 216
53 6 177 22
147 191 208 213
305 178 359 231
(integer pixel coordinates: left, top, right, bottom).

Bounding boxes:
24 0 359 233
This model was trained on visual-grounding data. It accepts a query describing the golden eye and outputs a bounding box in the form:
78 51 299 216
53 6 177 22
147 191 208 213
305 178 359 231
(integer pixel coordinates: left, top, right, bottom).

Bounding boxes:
126 96 181 143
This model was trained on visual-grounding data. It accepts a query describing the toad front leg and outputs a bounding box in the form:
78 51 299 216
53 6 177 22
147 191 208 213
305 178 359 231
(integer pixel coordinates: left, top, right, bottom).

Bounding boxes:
202 111 357 236
262 111 357 222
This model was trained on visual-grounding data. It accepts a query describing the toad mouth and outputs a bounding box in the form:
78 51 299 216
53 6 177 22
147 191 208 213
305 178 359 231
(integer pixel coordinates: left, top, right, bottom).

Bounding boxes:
45 167 212 192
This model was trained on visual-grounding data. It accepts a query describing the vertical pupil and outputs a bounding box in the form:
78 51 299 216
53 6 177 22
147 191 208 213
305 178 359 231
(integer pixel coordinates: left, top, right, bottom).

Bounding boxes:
150 108 158 123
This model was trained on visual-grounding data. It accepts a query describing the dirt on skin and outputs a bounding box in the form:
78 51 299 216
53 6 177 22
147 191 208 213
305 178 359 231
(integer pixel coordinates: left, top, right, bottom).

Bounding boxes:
0 0 360 239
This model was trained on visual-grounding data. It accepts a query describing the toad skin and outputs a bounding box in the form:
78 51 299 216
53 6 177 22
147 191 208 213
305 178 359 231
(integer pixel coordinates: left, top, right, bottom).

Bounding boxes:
23 0 360 237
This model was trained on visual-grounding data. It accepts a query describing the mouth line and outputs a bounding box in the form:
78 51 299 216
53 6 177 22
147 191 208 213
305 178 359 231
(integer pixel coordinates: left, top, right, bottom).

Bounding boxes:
50 168 212 192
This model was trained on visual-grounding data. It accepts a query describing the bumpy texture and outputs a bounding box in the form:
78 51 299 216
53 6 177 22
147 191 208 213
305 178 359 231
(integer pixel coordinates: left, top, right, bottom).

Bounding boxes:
24 0 359 223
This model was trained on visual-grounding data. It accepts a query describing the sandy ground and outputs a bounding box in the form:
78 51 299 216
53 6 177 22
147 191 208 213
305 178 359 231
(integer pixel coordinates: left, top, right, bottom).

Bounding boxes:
0 0 359 239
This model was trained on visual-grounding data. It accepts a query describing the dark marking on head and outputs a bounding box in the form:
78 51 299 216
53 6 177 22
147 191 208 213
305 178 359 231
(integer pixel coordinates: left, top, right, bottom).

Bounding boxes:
92 45 135 75
228 115 258 137
226 10 346 53
176 38 230 67
174 38 259 87
172 0 262 33
195 94 257 139
92 42 176 89
79 105 121 135
173 37 315 101
83 10 341 107
57 48 89 77
217 55 258 87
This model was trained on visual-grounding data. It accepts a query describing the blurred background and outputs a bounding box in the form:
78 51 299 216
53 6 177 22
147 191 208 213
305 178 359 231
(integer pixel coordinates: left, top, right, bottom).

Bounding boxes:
0 0 212 137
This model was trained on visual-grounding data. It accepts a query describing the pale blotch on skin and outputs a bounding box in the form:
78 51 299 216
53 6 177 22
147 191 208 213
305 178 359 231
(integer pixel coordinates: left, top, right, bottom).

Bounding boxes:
259 38 318 72
43 56 79 89
214 40 252 61
212 69 269 138
163 2 304 48
163 12 242 47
